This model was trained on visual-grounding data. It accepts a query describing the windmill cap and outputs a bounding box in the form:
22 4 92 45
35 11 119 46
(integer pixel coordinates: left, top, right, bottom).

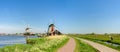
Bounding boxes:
49 24 55 27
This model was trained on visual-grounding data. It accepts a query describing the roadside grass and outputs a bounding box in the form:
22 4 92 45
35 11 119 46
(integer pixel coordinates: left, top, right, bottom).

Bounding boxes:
97 40 120 51
0 35 69 52
69 35 98 52
74 35 120 44
71 34 120 51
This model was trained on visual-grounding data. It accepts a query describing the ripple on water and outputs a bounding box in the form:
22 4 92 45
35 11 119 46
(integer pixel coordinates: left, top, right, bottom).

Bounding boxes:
0 36 26 47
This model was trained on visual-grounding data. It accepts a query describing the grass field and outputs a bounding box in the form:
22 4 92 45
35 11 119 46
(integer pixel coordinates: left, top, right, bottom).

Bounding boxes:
74 34 120 44
69 35 98 52
1 34 119 52
70 34 120 51
0 35 69 52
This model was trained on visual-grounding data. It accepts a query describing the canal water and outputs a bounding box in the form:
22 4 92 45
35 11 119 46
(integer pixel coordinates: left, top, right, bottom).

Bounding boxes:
97 40 120 47
0 35 38 47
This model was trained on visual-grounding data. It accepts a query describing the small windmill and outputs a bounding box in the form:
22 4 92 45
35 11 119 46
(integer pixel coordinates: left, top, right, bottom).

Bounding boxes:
25 25 31 32
24 24 32 36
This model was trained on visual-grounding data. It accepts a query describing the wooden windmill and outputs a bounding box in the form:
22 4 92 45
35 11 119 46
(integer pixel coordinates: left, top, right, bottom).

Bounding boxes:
47 23 62 36
47 19 62 36
47 24 55 36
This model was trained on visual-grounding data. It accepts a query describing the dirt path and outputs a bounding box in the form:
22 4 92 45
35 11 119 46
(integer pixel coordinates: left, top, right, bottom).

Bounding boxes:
79 38 119 52
57 38 76 52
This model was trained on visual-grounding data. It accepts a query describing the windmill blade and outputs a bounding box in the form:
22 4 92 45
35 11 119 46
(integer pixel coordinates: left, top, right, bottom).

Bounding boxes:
22 20 27 27
21 20 29 29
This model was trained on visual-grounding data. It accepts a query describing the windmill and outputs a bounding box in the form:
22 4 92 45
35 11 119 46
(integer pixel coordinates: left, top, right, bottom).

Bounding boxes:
24 24 33 36
25 25 31 32
47 20 62 36
47 24 55 36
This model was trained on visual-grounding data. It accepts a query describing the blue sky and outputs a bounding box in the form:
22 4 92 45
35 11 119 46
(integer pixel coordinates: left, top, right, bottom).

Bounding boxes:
0 0 120 33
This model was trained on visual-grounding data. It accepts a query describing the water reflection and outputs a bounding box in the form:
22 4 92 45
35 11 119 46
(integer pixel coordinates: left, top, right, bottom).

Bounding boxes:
0 35 38 47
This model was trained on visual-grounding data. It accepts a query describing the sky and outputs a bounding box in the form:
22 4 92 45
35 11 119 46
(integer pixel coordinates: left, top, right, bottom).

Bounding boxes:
0 0 120 34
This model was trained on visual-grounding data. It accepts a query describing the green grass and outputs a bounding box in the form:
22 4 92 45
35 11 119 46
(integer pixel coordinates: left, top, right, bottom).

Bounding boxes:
69 35 98 52
0 35 69 52
27 37 46 45
70 34 120 51
73 34 120 44
0 44 32 52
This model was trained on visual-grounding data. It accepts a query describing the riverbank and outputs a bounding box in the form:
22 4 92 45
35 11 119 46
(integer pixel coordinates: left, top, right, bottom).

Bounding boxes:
0 35 69 52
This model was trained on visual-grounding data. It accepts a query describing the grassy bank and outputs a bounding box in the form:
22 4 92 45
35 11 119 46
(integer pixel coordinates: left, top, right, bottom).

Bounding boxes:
69 35 98 52
0 35 69 52
73 35 120 44
71 34 120 51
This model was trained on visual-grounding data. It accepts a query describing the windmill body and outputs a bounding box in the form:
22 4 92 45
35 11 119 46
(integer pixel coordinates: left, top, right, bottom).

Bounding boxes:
24 25 34 36
47 24 62 36
25 28 30 32
48 24 55 36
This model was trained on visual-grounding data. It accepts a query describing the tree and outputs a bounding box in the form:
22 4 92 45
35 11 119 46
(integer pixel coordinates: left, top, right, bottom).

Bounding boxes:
90 32 95 35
